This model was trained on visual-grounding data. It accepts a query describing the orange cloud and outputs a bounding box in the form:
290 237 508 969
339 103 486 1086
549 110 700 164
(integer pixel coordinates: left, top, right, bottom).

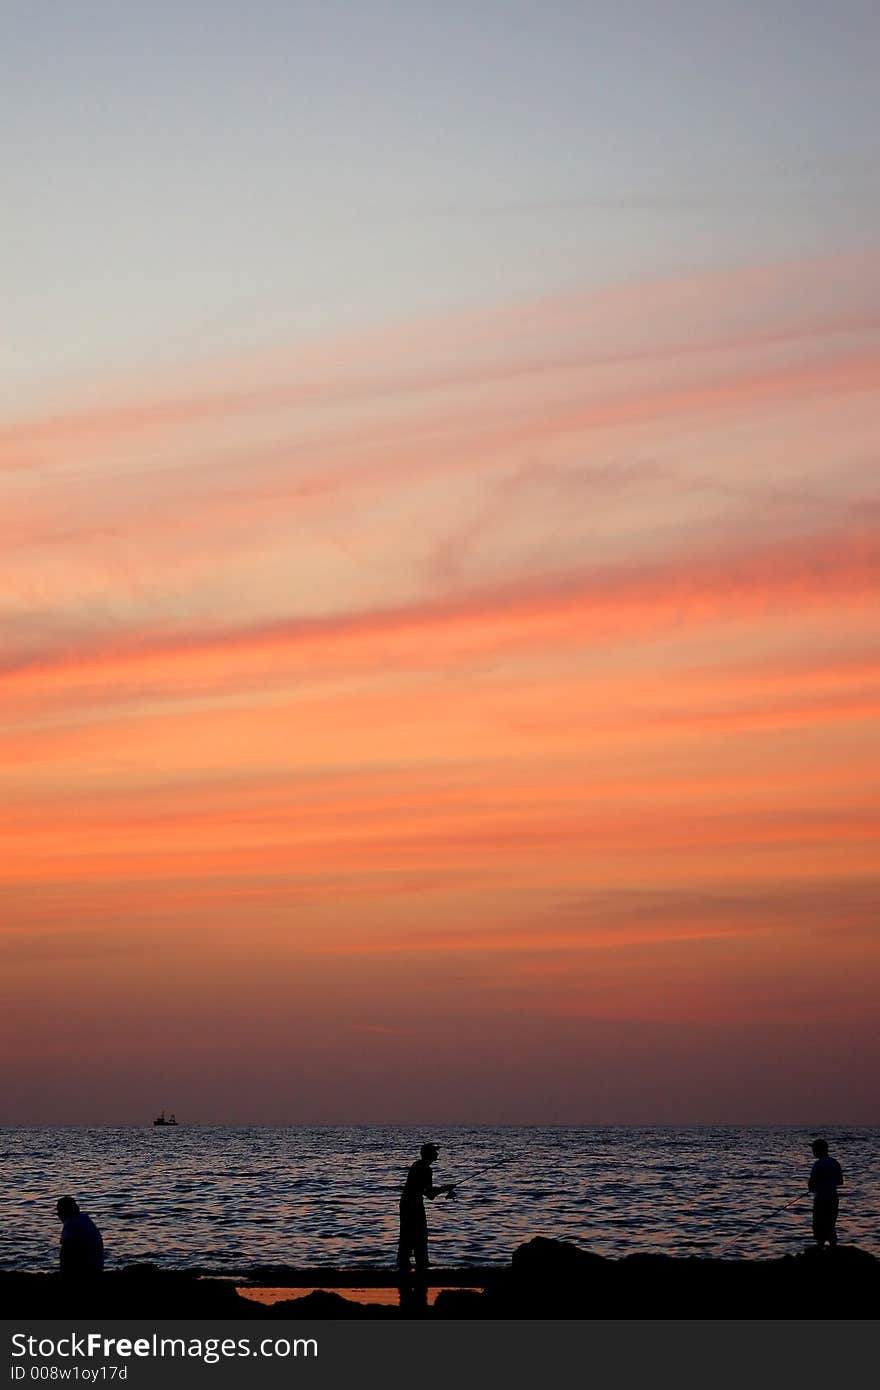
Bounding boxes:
3 249 879 1121
2 517 877 696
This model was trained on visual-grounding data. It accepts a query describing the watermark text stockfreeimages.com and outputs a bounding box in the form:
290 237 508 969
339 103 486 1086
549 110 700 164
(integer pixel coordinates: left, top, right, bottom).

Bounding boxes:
10 1333 317 1369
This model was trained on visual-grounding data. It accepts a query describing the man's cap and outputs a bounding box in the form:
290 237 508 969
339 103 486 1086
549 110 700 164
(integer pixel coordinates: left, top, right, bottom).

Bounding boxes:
420 1142 440 1159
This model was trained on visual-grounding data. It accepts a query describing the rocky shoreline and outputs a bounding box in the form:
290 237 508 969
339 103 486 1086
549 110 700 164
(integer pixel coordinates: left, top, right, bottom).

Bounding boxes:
3 1239 877 1319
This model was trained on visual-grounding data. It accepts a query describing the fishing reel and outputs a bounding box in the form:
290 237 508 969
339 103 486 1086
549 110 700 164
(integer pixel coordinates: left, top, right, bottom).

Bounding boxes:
444 1185 457 1201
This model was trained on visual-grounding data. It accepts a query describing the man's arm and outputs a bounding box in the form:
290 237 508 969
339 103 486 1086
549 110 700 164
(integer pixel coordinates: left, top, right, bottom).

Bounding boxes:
59 1230 80 1273
807 1162 817 1193
421 1168 453 1201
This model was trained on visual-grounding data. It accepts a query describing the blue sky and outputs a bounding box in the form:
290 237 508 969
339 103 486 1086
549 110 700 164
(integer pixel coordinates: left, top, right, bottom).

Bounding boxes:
4 1 879 408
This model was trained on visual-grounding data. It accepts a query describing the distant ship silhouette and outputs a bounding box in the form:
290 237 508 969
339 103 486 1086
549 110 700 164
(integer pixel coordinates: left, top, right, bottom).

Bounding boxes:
153 1110 178 1127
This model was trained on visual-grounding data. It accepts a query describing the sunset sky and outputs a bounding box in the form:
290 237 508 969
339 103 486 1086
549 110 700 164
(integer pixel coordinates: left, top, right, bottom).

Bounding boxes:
2 2 879 1124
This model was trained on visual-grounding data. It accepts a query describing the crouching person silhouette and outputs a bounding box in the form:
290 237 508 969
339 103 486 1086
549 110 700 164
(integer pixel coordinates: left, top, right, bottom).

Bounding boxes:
56 1196 104 1276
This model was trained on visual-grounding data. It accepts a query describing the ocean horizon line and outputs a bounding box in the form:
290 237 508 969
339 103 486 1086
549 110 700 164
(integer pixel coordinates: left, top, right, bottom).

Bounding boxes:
2 1120 873 1130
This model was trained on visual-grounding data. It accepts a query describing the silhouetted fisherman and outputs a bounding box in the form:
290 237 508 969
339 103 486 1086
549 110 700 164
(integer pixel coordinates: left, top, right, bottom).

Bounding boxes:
56 1197 104 1275
397 1143 455 1275
808 1139 844 1248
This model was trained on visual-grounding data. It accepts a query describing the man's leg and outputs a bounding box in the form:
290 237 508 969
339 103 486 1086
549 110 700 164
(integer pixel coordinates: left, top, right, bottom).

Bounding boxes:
413 1218 429 1276
813 1199 834 1247
829 1197 839 1248
397 1211 412 1271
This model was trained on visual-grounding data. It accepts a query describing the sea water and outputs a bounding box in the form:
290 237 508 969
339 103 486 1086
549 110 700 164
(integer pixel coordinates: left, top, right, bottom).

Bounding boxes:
1 1125 876 1272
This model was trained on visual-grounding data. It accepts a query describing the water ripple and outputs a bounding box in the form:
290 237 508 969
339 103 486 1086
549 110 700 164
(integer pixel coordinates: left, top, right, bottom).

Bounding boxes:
0 1125 876 1271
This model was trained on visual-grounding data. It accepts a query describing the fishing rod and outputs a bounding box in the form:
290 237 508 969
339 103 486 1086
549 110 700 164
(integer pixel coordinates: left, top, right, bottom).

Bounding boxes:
715 1191 810 1255
442 1156 517 1200
720 1185 858 1255
443 1167 487 1198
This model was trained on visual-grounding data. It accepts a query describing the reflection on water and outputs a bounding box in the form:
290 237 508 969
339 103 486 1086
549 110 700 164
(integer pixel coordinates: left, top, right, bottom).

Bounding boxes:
236 1286 476 1307
1 1126 877 1271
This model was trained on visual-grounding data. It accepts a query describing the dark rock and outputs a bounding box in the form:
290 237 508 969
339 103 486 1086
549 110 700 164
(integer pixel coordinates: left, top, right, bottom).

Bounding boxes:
3 1243 878 1321
511 1237 607 1281
432 1289 489 1318
0 1270 261 1320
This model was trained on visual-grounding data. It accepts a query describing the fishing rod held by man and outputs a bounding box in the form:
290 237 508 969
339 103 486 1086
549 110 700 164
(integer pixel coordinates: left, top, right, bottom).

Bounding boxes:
716 1135 847 1255
441 1163 497 1198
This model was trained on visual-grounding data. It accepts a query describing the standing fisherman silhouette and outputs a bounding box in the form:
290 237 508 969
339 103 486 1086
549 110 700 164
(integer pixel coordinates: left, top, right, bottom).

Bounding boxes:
397 1143 455 1276
808 1138 844 1248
